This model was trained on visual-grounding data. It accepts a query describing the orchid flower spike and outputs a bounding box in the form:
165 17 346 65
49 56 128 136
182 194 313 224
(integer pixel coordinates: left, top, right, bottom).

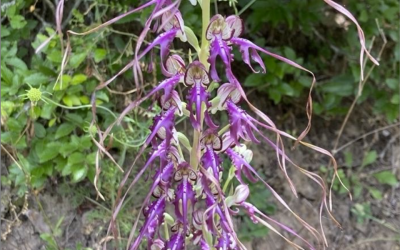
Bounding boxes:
72 1 378 249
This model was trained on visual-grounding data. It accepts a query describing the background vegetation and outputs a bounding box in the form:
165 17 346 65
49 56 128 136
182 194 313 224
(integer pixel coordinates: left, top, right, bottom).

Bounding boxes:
1 0 399 249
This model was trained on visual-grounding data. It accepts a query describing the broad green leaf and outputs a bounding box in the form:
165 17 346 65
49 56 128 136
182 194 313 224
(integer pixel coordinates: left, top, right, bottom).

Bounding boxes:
78 136 92 150
390 94 399 104
1 26 10 37
344 151 353 167
268 89 281 104
71 165 87 182
69 52 87 68
298 76 312 87
1 131 12 143
361 150 377 168
79 96 90 104
65 113 83 125
244 74 265 87
68 152 85 165
283 46 296 60
93 48 107 63
95 91 109 102
7 57 28 70
386 78 398 90
320 75 354 97
10 15 27 29
71 74 87 85
62 95 81 107
33 122 46 138
40 104 54 120
37 142 60 163
373 171 398 186
55 123 75 139
367 187 383 200
24 73 49 86
86 152 96 165
47 50 62 63
59 143 77 157
1 65 13 84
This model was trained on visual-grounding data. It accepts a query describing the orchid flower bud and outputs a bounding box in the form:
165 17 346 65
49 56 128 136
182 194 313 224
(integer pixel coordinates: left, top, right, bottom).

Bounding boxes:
225 184 249 207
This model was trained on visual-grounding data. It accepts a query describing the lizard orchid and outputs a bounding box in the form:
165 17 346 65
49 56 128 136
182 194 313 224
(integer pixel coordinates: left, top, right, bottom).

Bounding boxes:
59 0 378 249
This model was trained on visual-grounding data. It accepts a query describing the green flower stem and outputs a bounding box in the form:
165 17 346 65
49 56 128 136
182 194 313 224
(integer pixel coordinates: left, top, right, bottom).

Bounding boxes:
218 124 230 136
191 0 210 171
42 96 117 119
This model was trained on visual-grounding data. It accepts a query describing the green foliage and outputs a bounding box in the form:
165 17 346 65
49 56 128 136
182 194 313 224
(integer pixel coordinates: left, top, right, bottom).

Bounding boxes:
238 0 399 121
0 0 150 197
320 149 396 201
374 171 399 186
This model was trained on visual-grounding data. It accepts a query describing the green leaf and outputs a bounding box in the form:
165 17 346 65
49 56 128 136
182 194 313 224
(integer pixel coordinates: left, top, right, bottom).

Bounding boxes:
68 152 85 165
390 94 399 104
298 76 312 87
1 26 10 37
184 26 200 52
69 52 87 68
1 131 12 143
71 165 87 182
37 142 60 163
344 151 353 167
93 48 107 63
34 122 46 138
65 113 83 125
95 91 109 102
244 74 265 87
24 73 49 86
62 95 81 107
283 46 296 60
86 152 96 165
55 123 75 139
6 57 28 70
386 78 398 90
361 150 377 168
78 136 92 150
367 187 383 200
1 65 13 84
47 50 63 63
268 88 281 104
10 15 27 29
71 74 87 85
321 75 354 97
278 82 295 96
373 171 398 186
59 143 77 157
40 103 54 120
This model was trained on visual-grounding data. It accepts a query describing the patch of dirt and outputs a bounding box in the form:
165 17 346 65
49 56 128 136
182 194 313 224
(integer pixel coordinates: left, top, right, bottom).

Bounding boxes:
0 183 106 250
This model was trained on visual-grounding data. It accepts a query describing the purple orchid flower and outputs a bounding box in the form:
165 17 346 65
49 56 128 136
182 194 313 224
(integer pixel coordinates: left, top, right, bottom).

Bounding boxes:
130 196 167 250
166 227 185 250
184 61 218 130
205 14 234 82
200 131 223 180
173 162 197 232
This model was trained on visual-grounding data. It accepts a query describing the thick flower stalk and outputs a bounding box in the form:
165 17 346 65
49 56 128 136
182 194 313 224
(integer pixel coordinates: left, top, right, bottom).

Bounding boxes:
58 0 379 249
